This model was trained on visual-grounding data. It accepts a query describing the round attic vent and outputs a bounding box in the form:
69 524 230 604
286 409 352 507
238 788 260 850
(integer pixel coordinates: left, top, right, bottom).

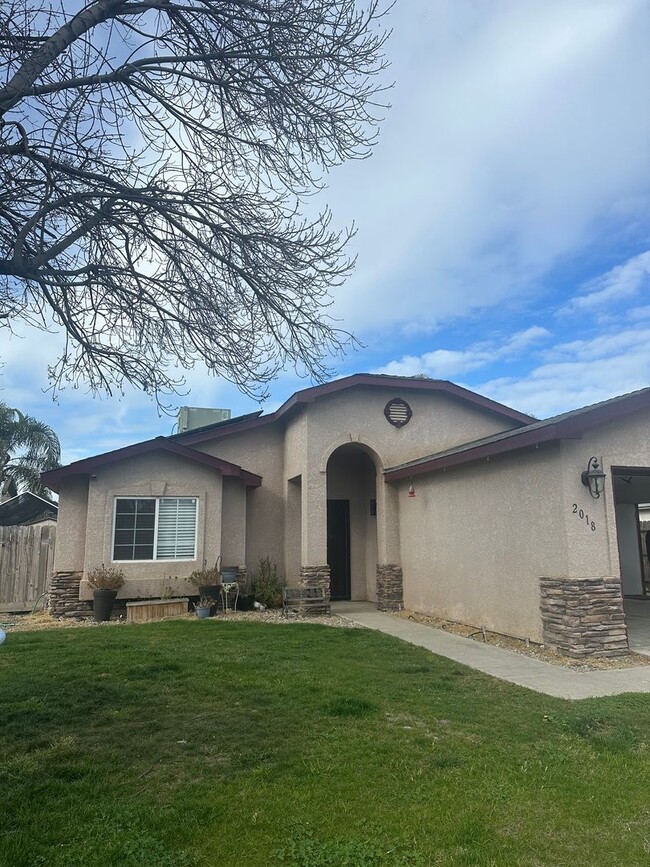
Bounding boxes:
384 398 412 428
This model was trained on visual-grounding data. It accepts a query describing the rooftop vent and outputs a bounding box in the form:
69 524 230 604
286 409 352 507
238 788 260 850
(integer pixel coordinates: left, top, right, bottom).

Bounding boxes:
177 406 231 433
384 398 412 428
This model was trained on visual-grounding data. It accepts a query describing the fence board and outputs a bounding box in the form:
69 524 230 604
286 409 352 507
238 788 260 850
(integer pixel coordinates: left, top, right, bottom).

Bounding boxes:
0 524 56 612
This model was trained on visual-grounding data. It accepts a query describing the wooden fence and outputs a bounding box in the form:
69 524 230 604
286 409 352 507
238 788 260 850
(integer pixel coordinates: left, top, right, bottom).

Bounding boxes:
0 524 56 613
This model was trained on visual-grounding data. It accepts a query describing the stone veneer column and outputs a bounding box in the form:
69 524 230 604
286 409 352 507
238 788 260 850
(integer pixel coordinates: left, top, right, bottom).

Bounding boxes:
539 576 629 657
376 564 403 612
299 565 331 599
48 571 93 619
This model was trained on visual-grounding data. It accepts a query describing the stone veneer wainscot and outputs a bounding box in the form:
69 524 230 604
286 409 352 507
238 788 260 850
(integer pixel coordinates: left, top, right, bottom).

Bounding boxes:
376 564 403 612
49 570 93 618
299 565 331 599
539 576 629 657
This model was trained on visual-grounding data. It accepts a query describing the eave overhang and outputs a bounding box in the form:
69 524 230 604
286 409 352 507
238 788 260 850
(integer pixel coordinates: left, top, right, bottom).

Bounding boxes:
41 437 262 492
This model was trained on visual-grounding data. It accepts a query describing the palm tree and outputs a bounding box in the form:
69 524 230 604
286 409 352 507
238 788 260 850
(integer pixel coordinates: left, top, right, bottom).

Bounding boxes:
0 403 61 501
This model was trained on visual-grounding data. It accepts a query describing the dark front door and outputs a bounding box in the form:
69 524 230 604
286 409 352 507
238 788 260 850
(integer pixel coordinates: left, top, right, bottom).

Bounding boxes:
327 499 351 600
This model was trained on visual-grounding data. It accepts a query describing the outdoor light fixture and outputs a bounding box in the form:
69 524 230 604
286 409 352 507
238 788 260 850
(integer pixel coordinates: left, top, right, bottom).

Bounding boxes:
407 480 416 498
581 456 606 499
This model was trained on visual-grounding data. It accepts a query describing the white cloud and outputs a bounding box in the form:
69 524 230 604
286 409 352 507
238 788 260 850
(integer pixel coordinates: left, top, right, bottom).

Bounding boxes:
477 325 650 418
560 250 650 315
541 328 650 363
325 0 650 334
376 326 550 378
628 306 650 322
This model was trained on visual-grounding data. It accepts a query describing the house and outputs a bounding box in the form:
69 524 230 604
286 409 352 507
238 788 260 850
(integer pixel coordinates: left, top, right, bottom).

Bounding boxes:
42 373 650 656
0 492 58 526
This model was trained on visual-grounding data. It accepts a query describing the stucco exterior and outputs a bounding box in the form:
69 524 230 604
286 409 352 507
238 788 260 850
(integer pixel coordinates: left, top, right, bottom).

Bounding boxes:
397 443 564 642
76 450 225 601
391 401 650 646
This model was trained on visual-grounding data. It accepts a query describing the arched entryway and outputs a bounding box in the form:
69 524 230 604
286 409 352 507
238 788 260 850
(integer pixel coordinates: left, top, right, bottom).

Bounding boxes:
326 444 378 601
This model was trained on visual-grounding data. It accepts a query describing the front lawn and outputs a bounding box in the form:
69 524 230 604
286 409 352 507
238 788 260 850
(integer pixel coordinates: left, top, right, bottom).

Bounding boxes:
1 620 650 866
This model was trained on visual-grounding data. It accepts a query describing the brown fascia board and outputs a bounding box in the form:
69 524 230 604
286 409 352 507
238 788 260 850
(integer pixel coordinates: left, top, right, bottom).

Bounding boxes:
384 424 571 481
385 386 650 482
41 436 262 491
177 374 534 446
276 375 536 424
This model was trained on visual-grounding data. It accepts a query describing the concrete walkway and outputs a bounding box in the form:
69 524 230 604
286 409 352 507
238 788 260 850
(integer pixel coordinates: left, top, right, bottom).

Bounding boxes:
331 602 650 700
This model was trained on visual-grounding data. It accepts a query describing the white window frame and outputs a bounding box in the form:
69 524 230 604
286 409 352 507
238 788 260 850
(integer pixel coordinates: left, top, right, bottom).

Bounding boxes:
112 496 199 562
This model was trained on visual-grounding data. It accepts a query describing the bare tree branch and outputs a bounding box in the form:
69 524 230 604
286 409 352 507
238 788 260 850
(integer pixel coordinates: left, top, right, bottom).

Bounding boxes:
0 0 390 403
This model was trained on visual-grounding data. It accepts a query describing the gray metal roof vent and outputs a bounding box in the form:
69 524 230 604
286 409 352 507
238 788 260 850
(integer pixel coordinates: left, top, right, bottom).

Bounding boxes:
177 406 231 433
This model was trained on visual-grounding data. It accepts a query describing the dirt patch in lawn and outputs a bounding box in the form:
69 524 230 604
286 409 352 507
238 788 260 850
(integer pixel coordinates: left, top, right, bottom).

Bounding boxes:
395 610 650 671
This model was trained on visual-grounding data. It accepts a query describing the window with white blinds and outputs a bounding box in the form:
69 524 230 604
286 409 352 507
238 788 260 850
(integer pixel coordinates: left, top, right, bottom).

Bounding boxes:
113 497 198 561
156 498 197 559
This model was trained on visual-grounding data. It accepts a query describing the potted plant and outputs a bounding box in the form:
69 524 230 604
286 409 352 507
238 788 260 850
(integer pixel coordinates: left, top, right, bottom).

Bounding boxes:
194 596 216 619
87 564 125 622
188 563 222 612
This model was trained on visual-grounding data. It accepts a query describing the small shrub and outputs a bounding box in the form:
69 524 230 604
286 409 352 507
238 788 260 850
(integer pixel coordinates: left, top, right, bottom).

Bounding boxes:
251 556 285 608
188 563 221 588
86 564 125 590
161 578 179 599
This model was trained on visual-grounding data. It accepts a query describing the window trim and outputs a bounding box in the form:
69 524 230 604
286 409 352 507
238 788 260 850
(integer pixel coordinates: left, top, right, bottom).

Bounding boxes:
111 496 199 563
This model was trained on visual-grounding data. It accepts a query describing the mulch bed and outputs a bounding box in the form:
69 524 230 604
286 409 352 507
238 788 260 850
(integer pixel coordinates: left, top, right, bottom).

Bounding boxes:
0 608 360 633
395 609 650 671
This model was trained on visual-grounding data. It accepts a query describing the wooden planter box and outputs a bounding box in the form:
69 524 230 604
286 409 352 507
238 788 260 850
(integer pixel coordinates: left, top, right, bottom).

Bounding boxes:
126 597 189 623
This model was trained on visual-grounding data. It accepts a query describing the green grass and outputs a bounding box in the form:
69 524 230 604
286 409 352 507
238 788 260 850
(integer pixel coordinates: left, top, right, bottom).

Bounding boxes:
1 621 650 866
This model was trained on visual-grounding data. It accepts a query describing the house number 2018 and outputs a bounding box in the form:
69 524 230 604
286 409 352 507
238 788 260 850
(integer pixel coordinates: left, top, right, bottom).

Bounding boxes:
572 503 596 531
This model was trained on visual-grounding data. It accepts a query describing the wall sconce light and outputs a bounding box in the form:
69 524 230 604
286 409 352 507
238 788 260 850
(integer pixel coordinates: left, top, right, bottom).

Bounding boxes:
407 479 416 498
581 456 606 499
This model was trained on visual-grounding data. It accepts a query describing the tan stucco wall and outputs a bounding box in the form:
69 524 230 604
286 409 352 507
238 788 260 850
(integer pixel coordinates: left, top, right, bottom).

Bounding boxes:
192 386 512 579
311 387 514 471
559 406 650 581
397 443 566 642
303 387 516 565
197 425 286 578
397 405 650 642
53 475 89 572
221 477 246 567
78 450 223 601
285 476 302 583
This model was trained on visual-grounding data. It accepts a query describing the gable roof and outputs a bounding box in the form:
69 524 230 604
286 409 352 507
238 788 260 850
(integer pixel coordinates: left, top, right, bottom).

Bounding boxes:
41 436 262 491
174 373 535 446
384 386 650 481
42 374 534 487
0 492 58 526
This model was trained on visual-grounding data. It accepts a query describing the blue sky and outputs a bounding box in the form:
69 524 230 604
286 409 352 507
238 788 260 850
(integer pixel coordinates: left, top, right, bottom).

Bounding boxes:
2 0 649 466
